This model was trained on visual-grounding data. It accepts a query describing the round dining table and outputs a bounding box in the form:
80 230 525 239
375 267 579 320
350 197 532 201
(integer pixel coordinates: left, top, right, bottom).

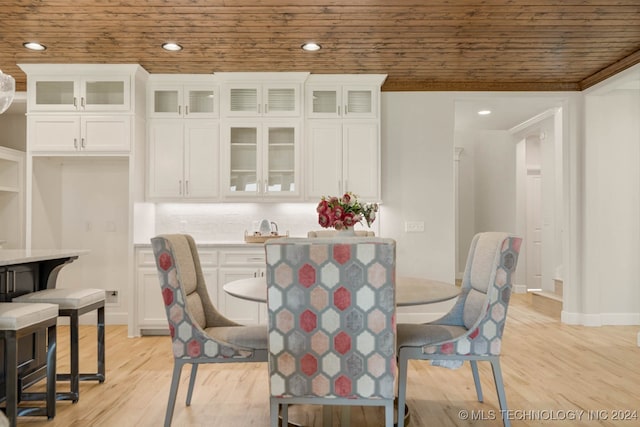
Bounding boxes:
223 275 460 307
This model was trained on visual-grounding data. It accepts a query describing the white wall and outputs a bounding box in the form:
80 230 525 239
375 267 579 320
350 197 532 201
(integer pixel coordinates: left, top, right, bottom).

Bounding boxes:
577 75 640 325
381 92 455 282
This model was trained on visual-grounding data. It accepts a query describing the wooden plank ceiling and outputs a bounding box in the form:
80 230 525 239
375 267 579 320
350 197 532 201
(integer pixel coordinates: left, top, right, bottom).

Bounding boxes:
2 0 640 92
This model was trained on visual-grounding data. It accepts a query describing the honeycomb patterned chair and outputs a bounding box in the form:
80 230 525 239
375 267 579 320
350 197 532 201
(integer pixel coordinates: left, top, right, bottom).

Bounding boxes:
265 237 397 426
151 234 268 427
395 232 522 427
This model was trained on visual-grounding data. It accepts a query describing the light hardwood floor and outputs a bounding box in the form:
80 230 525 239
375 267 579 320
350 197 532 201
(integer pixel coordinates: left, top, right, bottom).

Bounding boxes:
17 294 640 426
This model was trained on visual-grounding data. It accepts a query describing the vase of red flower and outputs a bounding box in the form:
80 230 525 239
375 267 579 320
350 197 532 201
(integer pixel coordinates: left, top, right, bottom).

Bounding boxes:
316 192 378 232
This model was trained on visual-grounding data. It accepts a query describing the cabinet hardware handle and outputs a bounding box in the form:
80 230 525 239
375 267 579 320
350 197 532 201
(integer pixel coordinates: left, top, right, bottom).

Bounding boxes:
74 138 78 149
253 272 257 277
185 180 189 195
337 105 340 116
261 271 265 277
81 97 85 109
73 97 78 109
344 104 348 115
185 106 189 116
11 270 16 293
178 105 182 116
81 138 85 149
179 180 183 195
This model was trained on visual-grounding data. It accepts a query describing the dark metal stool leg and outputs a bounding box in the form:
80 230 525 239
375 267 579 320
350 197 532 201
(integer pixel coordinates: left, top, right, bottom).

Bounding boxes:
46 323 57 419
5 331 18 427
97 305 105 382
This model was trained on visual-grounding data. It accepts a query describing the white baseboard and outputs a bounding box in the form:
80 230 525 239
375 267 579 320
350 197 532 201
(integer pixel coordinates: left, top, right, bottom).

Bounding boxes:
561 310 640 326
513 284 527 294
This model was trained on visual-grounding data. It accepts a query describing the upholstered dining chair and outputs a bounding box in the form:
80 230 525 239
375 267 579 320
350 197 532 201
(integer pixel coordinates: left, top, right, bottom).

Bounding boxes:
151 234 268 427
395 232 522 427
265 237 397 426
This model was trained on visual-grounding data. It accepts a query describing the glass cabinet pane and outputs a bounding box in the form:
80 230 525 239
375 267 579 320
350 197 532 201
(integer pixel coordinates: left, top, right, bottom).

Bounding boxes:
35 81 75 106
154 90 180 114
188 90 215 114
230 88 258 113
267 88 296 113
346 90 372 114
312 90 337 114
85 81 125 106
267 127 295 193
229 127 258 192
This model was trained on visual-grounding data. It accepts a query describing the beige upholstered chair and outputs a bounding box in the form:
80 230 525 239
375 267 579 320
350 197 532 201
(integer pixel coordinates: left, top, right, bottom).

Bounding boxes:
265 237 396 426
395 232 522 427
151 234 268 427
307 230 375 237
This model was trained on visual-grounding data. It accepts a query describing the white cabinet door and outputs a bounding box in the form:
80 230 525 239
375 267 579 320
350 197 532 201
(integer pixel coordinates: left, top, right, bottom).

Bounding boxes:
137 267 168 330
184 121 219 198
29 115 80 152
306 121 342 198
306 121 379 200
343 122 379 200
148 120 185 198
82 116 130 152
148 120 220 200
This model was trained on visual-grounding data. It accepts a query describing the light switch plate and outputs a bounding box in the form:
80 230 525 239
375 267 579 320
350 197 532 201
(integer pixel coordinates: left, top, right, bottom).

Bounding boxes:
405 221 425 232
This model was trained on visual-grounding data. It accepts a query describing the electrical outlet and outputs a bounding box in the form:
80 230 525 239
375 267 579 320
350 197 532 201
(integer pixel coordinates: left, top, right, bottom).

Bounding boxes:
405 221 425 232
105 290 118 304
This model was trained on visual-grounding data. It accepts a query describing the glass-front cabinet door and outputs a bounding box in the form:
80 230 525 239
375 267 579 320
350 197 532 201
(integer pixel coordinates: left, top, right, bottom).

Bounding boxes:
223 122 299 198
265 125 297 195
29 76 130 111
150 84 217 118
306 84 377 119
228 125 259 195
224 84 300 117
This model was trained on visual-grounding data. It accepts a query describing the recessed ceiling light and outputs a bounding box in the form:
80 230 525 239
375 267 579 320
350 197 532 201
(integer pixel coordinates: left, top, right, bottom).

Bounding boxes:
477 110 492 116
162 42 183 52
301 42 321 52
23 42 46 51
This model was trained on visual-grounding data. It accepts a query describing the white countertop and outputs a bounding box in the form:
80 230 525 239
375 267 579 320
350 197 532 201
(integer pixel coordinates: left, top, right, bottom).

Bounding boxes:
0 249 91 266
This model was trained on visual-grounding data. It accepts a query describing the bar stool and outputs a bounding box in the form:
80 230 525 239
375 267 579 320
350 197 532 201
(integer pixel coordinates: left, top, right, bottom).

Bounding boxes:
13 288 105 403
0 302 58 427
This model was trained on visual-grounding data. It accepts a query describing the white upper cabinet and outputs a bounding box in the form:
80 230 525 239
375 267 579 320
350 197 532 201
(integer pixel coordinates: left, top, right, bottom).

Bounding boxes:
27 75 130 112
305 75 386 119
221 120 300 199
306 121 379 201
148 77 219 118
218 72 308 118
147 119 220 200
28 115 131 153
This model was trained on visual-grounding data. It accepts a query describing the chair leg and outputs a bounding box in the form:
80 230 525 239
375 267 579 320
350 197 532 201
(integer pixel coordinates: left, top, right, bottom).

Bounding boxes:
470 360 484 402
5 331 18 427
186 363 198 406
384 401 394 427
322 405 332 427
281 403 289 427
164 361 184 427
96 305 105 382
46 324 57 419
490 358 510 427
270 399 279 427
396 351 409 427
68 310 80 402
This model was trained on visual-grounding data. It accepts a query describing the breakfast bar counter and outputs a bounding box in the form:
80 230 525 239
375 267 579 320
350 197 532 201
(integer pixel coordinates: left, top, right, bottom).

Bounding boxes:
0 249 89 401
